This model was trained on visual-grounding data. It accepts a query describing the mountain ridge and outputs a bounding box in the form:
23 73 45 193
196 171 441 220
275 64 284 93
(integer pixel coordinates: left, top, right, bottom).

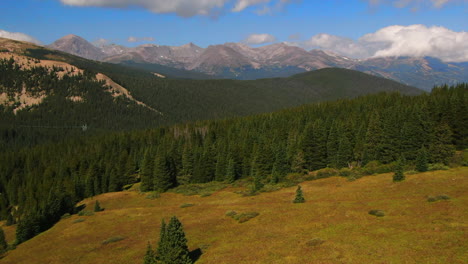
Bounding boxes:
46 34 468 91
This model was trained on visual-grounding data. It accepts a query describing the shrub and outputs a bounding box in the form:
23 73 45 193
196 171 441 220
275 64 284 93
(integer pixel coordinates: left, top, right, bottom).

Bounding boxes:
72 218 85 223
102 236 125 245
428 195 451 202
368 210 385 217
338 168 352 177
225 210 237 217
180 203 195 208
428 163 449 171
61 213 71 219
77 210 94 216
227 211 259 223
316 168 339 179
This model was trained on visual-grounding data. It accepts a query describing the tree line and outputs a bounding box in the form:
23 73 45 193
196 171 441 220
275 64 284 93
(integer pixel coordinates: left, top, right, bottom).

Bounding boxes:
0 84 465 244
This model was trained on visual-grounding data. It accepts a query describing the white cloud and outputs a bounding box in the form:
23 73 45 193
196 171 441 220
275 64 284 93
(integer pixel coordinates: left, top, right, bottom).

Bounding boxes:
244 33 276 45
304 34 373 58
0 29 41 45
365 0 467 9
59 0 295 17
127 36 155 42
298 25 468 62
232 0 269 12
362 24 468 62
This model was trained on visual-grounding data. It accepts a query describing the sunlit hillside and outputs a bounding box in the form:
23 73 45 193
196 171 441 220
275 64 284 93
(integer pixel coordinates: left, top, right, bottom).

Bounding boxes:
1 167 467 264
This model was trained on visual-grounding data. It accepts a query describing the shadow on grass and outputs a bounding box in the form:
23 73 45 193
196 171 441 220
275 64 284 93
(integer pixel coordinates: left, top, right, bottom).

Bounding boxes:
189 248 203 263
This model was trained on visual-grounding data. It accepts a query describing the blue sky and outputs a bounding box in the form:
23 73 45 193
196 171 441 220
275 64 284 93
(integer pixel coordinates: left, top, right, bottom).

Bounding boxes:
1 0 467 60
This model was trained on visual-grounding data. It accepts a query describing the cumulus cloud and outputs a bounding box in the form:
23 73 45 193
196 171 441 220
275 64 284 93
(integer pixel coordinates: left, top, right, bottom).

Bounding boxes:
59 0 295 17
127 36 155 42
244 33 276 45
304 34 373 58
0 29 41 45
299 25 468 62
362 24 468 62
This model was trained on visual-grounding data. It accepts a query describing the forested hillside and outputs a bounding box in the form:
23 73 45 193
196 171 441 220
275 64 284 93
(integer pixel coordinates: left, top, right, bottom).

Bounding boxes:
0 38 421 148
0 84 465 245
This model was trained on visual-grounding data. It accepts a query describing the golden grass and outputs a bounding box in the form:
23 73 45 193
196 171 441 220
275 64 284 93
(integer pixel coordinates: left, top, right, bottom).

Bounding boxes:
1 167 467 264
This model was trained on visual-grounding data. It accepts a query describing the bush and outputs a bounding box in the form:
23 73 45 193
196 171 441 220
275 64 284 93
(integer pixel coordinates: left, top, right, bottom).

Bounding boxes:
102 236 125 245
427 195 451 202
61 213 71 219
235 212 260 223
428 163 449 171
338 168 352 177
368 210 385 217
227 211 259 223
316 168 339 179
225 210 237 217
77 210 94 216
180 203 195 208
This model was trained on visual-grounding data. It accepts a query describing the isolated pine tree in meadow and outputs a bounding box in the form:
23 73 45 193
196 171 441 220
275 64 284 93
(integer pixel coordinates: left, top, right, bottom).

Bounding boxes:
93 200 103 212
293 185 305 203
393 159 405 182
156 216 192 264
416 147 429 172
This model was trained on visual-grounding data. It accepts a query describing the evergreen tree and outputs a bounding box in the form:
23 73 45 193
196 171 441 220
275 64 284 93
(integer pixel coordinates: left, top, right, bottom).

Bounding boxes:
393 159 405 182
156 216 192 264
293 185 305 203
140 149 154 192
429 122 455 165
415 147 429 172
0 227 7 252
225 158 236 183
291 151 305 173
94 200 103 212
143 242 156 264
153 154 174 192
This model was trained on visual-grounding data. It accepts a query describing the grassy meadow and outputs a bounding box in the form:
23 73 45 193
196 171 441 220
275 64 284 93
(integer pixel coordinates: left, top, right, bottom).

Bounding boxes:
1 167 467 264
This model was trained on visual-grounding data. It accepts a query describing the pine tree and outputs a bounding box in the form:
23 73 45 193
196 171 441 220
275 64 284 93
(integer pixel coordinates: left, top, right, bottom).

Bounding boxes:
415 147 429 172
153 154 174 192
393 159 405 182
140 149 154 192
156 216 192 264
293 185 305 203
429 122 455 165
94 200 103 212
0 227 7 252
143 242 156 264
225 158 236 183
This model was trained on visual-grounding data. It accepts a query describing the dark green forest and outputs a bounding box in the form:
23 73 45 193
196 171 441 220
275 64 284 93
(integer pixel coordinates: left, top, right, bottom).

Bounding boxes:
0 84 466 244
1 46 421 149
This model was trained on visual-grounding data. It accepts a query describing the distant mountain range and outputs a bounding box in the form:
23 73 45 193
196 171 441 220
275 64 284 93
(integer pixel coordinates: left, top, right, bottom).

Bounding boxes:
47 34 468 90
